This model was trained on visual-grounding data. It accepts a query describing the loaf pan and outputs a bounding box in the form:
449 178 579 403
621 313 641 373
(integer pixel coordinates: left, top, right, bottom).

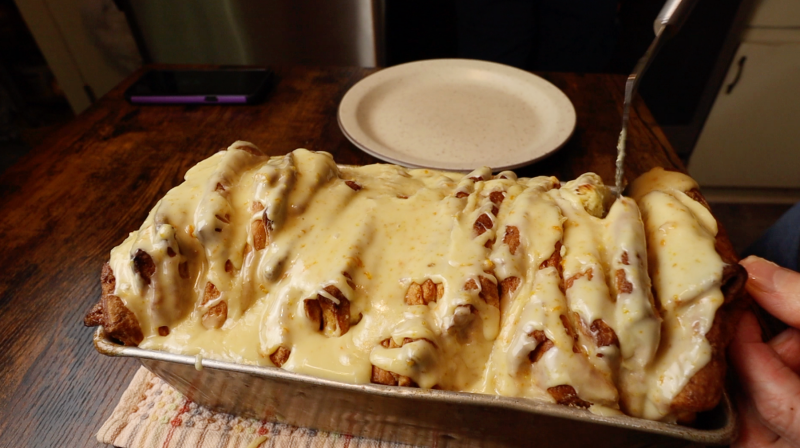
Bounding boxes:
94 328 736 447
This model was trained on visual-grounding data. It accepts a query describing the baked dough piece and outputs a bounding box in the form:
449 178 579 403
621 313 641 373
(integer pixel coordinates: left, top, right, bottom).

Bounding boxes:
85 145 744 423
630 167 747 422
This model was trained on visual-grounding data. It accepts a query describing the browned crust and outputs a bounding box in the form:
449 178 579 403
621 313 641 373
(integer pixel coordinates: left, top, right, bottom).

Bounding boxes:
303 285 351 337
252 219 268 250
84 263 144 346
132 249 155 285
539 242 563 281
565 267 593 290
540 242 562 271
371 365 399 385
574 311 620 349
371 365 419 387
504 226 520 255
103 294 144 346
489 191 505 216
202 282 220 303
201 282 228 330
480 276 499 308
560 314 580 354
489 191 505 205
370 338 428 387
269 346 291 367
405 279 442 306
304 298 323 330
615 269 633 295
589 318 619 348
251 201 265 213
452 304 478 329
343 272 356 289
531 340 555 362
320 285 351 336
83 302 104 327
547 385 592 409
500 276 520 302
528 330 554 363
464 276 500 309
100 262 115 296
345 180 362 191
474 213 493 236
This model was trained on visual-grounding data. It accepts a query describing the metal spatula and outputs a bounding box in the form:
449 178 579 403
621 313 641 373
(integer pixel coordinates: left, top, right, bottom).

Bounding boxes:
614 0 699 197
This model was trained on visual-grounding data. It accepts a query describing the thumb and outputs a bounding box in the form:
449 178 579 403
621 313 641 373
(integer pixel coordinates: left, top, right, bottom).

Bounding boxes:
740 256 800 328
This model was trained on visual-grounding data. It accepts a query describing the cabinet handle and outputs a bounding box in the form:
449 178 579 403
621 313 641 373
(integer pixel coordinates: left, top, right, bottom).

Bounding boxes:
726 56 747 94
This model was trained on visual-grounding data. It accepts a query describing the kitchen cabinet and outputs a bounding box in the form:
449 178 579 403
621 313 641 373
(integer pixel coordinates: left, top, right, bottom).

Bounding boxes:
689 0 800 188
14 0 139 113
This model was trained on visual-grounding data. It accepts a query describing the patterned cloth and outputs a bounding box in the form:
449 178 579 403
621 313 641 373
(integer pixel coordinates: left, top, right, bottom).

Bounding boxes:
98 367 416 448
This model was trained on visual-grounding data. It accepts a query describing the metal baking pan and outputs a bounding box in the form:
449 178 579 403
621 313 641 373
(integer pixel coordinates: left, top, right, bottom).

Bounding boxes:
94 328 736 447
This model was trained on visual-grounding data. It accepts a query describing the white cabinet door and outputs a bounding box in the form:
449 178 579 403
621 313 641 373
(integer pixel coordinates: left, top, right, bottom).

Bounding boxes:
689 38 800 188
14 0 139 113
749 0 800 28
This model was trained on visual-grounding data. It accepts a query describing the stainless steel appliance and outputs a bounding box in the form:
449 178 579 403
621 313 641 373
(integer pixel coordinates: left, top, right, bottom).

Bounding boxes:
126 0 381 67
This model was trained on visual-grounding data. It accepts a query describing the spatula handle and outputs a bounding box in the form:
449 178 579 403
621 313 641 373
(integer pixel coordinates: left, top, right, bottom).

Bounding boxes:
654 0 699 35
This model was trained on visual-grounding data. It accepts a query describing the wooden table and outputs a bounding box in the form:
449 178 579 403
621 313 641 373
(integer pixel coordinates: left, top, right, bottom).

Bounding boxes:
0 65 682 447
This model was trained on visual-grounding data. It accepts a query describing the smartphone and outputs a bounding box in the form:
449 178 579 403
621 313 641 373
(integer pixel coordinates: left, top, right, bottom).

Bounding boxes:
124 69 274 105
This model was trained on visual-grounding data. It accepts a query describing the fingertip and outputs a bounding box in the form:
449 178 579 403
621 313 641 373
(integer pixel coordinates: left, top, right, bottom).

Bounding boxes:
739 258 800 327
740 257 778 290
740 255 780 273
739 255 765 268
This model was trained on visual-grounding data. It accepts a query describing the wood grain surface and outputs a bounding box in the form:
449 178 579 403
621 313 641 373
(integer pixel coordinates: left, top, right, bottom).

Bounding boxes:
0 65 682 447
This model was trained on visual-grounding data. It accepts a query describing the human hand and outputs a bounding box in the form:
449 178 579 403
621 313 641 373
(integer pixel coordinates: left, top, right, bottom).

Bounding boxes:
730 256 800 448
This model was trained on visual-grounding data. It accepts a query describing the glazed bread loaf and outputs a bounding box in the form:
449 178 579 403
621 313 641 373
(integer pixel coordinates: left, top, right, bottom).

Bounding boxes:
85 142 746 423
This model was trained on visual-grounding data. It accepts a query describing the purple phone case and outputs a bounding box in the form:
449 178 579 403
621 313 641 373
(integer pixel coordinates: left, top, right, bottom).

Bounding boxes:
129 95 248 104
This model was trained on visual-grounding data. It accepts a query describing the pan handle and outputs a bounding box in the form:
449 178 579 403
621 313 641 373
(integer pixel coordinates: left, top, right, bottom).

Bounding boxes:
654 0 699 35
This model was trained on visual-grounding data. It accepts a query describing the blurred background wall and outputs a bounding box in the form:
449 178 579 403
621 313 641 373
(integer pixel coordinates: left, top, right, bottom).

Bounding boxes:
3 0 799 204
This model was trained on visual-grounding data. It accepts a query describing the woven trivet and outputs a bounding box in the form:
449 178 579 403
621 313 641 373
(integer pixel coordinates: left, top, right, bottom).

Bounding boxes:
98 366 417 448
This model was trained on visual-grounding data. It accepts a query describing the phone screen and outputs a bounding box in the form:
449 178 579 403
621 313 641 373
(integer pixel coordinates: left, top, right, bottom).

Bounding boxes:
125 69 273 104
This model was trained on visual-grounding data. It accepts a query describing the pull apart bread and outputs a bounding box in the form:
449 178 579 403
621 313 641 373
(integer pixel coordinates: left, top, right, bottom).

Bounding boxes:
85 141 746 423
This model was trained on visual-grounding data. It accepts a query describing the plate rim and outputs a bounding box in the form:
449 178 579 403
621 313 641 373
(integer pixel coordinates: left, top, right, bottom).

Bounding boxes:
338 58 577 172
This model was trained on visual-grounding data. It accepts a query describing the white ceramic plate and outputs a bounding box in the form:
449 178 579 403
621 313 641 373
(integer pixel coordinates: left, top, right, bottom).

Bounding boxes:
338 59 576 171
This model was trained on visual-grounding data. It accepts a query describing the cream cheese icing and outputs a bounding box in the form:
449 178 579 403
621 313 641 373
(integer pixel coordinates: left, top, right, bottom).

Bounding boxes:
107 143 726 422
